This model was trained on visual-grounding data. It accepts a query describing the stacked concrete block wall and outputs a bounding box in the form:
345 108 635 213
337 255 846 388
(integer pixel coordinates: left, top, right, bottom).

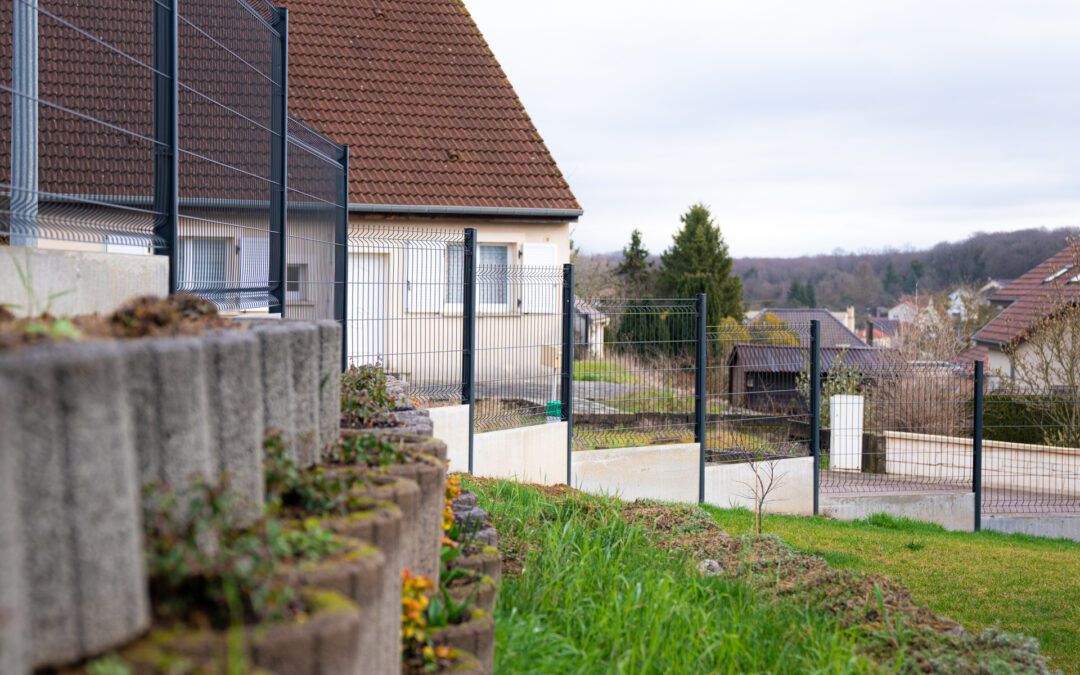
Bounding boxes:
0 318 341 669
0 343 149 669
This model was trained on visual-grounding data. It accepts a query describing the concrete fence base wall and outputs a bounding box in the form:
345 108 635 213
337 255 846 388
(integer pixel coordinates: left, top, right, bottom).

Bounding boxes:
983 515 1080 542
573 443 699 503
430 404 470 473
473 422 568 485
882 431 1080 497
821 492 975 532
0 246 167 318
704 456 814 515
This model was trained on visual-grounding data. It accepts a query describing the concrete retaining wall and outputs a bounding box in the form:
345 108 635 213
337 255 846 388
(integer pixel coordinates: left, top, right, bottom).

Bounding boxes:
821 491 975 531
881 431 1080 497
473 423 568 485
0 318 337 668
704 456 814 515
0 246 167 318
430 404 470 472
573 443 698 503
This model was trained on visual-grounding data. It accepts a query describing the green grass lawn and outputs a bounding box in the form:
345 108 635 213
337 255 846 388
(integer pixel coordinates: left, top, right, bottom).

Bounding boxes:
572 359 639 384
470 478 1055 673
473 479 870 673
706 508 1080 674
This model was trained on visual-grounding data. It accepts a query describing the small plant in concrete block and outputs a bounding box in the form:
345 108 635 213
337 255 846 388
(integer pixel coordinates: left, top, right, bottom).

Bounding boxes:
341 363 400 429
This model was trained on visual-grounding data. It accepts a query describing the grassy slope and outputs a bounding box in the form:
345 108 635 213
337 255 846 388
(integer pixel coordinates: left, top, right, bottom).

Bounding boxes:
707 508 1080 675
475 479 869 673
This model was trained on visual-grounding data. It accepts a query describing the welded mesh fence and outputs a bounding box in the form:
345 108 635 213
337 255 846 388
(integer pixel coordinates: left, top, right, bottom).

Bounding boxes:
982 387 1080 515
820 362 974 495
474 264 565 433
705 322 813 464
283 115 346 322
0 0 163 249
174 0 282 310
570 297 698 450
1 1 349 317
345 226 466 407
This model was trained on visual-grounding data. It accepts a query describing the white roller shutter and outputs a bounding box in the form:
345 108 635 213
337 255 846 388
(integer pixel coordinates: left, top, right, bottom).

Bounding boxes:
521 242 559 314
405 240 446 313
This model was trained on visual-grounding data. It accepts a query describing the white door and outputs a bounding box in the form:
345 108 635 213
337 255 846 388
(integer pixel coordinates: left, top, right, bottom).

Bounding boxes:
347 252 387 366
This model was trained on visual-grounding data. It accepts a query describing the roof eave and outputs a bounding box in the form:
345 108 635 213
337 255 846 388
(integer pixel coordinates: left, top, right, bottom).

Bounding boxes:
349 203 582 221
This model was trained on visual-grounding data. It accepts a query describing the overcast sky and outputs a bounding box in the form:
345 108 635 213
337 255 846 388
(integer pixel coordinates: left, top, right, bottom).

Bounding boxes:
464 0 1080 258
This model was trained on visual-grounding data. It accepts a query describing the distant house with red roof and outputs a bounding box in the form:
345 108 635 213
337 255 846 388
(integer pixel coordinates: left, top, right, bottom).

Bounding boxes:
972 243 1080 381
885 294 933 324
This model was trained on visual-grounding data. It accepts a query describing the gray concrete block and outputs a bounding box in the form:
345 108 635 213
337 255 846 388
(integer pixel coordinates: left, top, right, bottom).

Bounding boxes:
0 343 149 668
124 337 213 489
204 331 265 521
316 321 342 455
248 323 295 455
0 379 27 675
287 322 320 467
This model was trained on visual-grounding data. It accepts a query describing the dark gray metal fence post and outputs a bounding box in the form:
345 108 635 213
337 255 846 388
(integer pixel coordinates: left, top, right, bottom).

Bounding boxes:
810 319 822 515
336 146 349 371
152 0 179 291
695 293 707 504
973 359 984 531
561 264 575 486
463 228 478 473
269 7 288 314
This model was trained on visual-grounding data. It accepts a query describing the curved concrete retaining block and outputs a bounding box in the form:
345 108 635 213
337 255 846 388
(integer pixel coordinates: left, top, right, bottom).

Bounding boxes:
126 337 213 489
274 542 387 674
0 343 149 668
430 612 495 675
247 322 296 453
386 459 446 581
204 331 265 520
316 320 342 453
0 379 26 675
287 322 321 466
320 501 405 675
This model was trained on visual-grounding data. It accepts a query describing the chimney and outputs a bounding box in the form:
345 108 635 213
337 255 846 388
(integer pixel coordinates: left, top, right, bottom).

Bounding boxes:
845 306 855 332
865 319 874 347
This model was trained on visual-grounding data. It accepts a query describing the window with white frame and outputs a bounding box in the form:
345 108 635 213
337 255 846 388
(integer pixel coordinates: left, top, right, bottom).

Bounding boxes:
178 236 230 291
443 243 511 311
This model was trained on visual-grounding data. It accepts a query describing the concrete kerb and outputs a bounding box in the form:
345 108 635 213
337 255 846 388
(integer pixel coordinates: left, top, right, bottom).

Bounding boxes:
0 342 149 668
203 330 265 521
125 337 213 489
0 378 26 675
315 321 342 454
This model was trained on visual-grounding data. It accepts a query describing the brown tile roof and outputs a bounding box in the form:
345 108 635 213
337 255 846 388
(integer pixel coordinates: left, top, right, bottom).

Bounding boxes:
279 0 581 214
975 242 1080 346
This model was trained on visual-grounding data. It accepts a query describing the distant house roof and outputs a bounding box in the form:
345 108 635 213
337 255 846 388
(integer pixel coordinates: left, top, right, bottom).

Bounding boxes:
856 326 889 341
574 297 609 324
975 243 1080 347
727 344 899 374
281 0 582 217
898 294 932 309
756 308 863 348
953 344 989 366
868 317 900 337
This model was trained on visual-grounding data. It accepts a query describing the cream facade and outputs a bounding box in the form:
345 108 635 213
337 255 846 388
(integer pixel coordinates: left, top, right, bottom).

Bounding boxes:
345 215 572 398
